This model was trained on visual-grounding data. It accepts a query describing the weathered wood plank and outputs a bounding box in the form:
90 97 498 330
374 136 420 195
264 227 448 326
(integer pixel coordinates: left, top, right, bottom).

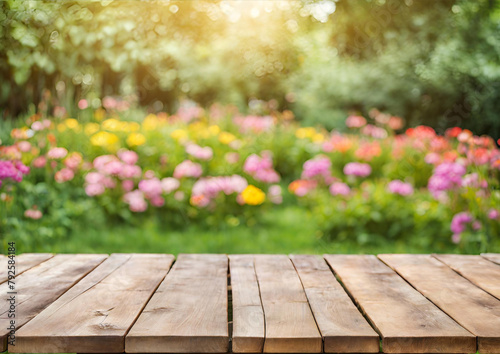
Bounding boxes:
13 254 173 353
380 254 500 354
229 255 265 353
324 255 475 354
0 253 53 284
126 254 229 353
481 253 500 265
434 254 500 299
290 255 379 353
1 254 107 352
253 255 322 353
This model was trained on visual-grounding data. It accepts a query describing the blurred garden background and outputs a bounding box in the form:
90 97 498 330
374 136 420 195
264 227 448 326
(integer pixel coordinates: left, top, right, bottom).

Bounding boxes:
1 0 499 254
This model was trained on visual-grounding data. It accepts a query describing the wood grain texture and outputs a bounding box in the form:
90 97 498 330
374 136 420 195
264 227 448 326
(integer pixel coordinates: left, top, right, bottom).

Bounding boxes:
13 254 173 354
254 255 322 353
324 255 475 354
126 254 229 353
481 253 500 265
1 254 107 352
380 254 500 354
434 254 500 299
0 253 53 284
290 255 379 353
229 255 265 353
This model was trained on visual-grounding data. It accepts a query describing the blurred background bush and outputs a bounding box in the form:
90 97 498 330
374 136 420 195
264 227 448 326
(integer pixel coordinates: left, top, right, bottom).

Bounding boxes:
2 0 500 139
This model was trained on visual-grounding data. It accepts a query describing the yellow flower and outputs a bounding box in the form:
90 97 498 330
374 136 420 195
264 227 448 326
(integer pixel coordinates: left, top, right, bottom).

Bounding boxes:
127 122 141 132
209 125 220 135
90 131 119 147
241 185 265 206
295 127 316 139
84 123 100 136
126 133 146 146
312 133 325 143
94 108 106 121
218 132 237 145
64 118 79 130
171 129 188 141
57 123 67 132
102 118 121 131
142 114 159 131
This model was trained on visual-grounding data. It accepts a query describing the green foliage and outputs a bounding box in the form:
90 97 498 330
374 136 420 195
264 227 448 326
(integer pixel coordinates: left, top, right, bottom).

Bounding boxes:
2 0 500 138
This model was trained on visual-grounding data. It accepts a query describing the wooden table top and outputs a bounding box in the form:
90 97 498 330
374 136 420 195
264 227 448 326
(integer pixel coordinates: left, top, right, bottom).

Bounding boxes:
1 253 499 354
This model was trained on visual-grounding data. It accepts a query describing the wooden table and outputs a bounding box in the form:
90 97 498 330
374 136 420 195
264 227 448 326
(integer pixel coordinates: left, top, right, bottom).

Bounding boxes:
1 253 500 354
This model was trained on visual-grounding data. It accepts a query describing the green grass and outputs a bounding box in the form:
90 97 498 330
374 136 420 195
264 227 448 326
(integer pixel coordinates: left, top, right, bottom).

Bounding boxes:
37 207 454 255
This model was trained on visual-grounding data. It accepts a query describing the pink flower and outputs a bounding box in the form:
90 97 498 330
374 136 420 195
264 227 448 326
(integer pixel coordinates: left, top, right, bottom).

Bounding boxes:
55 168 75 183
186 143 213 161
103 160 124 176
387 180 414 196
302 156 332 180
31 121 44 131
345 115 367 128
118 164 142 179
118 150 139 165
254 169 280 183
243 152 280 183
150 195 165 207
225 152 240 164
15 161 29 175
329 182 351 196
450 212 473 234
24 208 42 220
161 177 180 193
47 147 68 159
85 183 105 196
361 124 387 139
268 185 282 204
173 160 203 179
122 180 135 192
138 178 163 198
191 175 248 199
93 155 118 170
234 115 274 133
425 152 441 165
343 162 372 177
18 141 31 152
488 209 499 220
64 153 82 170
190 194 210 207
78 99 89 109
32 156 47 168
0 160 29 183
123 190 148 212
244 153 273 173
452 233 461 244
85 172 105 184
428 162 466 198
144 170 156 179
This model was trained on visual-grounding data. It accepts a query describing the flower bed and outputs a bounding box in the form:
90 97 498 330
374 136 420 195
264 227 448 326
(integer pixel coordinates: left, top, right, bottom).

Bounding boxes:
1 104 499 252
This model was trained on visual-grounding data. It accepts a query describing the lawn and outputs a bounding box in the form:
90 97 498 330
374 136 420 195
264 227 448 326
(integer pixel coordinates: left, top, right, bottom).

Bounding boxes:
41 206 468 255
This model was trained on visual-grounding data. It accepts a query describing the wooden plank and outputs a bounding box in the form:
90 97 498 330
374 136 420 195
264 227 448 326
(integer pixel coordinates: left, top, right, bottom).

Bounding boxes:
434 254 500 299
126 254 229 353
253 255 322 353
324 255 475 354
481 253 500 265
13 253 173 354
0 253 53 284
380 254 500 354
229 255 265 353
0 254 107 352
290 255 379 353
